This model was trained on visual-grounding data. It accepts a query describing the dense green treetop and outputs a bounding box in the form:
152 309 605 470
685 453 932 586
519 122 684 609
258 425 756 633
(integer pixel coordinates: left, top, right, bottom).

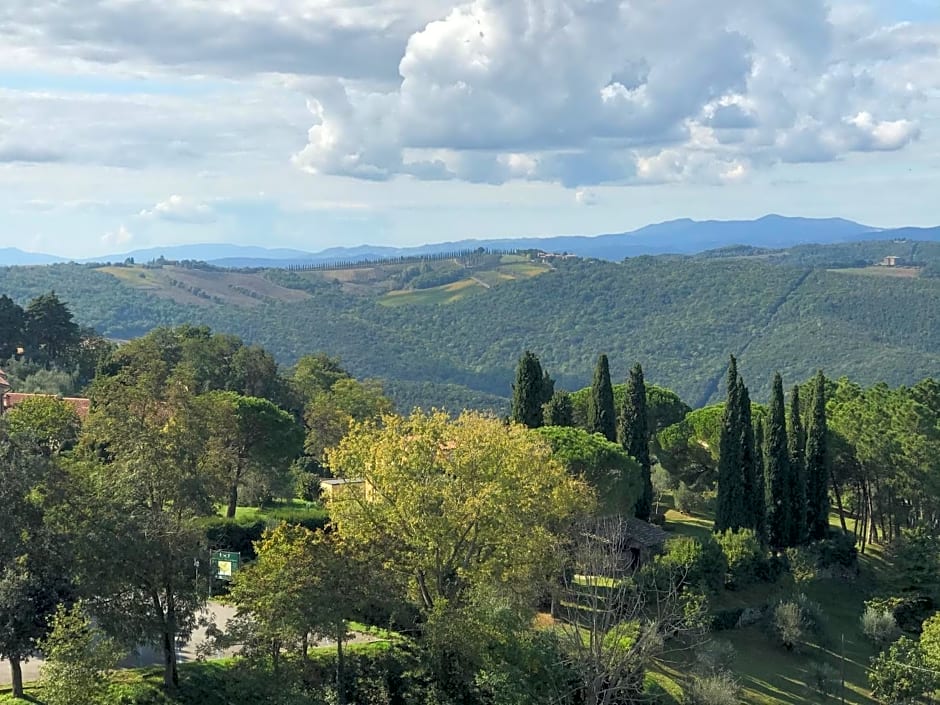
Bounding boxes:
534 425 643 516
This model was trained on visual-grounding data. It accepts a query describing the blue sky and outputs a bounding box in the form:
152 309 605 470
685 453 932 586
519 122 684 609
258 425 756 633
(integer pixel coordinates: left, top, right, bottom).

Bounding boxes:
0 0 938 258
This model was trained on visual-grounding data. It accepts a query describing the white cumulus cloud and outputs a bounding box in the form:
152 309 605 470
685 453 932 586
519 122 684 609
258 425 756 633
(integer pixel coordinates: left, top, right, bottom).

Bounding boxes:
293 0 934 187
101 224 133 248
139 195 215 223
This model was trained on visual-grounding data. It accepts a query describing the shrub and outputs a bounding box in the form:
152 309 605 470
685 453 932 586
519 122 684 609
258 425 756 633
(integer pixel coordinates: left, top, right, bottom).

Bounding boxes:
860 607 899 647
710 608 745 632
684 672 741 705
865 595 936 634
814 532 858 571
796 593 827 639
202 516 267 558
869 637 937 704
294 469 323 502
674 483 703 515
785 547 817 584
892 527 940 595
657 535 727 594
693 639 736 676
808 661 840 699
773 601 804 651
39 603 123 705
921 612 940 670
715 529 765 589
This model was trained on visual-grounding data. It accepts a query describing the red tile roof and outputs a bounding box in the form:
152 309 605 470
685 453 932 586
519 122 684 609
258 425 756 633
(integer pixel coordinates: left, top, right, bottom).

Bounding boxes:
2 393 91 419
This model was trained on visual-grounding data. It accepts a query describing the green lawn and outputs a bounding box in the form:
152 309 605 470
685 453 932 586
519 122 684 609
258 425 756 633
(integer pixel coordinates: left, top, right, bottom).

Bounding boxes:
227 498 321 521
657 510 890 705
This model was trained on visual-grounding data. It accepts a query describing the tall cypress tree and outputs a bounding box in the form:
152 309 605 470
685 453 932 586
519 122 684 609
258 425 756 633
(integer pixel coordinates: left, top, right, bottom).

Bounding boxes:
787 385 807 546
765 373 792 549
511 350 545 428
619 363 652 520
805 371 830 541
588 354 617 442
715 356 746 532
737 377 759 531
753 417 767 542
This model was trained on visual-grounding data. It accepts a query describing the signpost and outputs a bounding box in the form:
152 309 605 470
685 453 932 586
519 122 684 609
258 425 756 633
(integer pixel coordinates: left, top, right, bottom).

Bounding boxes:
208 550 241 597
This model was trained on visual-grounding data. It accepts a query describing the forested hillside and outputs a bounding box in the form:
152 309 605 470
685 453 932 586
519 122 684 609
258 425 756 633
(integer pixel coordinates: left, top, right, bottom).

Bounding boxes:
0 240 938 411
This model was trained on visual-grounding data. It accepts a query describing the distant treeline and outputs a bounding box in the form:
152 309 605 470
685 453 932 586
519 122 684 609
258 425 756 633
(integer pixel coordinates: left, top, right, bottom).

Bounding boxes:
285 248 519 272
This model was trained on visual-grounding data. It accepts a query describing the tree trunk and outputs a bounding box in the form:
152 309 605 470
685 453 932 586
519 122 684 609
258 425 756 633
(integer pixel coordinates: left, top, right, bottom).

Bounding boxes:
226 481 239 518
335 623 346 705
832 478 848 533
161 589 179 690
9 657 23 699
162 627 178 689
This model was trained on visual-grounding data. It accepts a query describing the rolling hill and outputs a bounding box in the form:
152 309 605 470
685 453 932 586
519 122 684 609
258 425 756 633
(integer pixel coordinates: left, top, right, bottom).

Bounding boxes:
0 240 937 412
7 215 940 268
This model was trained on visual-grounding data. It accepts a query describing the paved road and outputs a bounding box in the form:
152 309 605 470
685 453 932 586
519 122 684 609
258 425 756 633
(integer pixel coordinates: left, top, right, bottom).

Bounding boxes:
0 601 375 688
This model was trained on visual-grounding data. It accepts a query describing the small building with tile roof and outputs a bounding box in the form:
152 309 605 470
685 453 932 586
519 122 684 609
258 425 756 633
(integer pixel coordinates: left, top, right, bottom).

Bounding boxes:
0 368 91 419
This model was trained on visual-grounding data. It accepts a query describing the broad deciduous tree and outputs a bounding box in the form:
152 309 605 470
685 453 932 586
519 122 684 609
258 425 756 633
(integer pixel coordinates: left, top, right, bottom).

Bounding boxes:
327 410 592 612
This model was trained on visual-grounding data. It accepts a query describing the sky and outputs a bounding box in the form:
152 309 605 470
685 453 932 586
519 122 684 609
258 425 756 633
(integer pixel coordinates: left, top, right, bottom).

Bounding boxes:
1 0 939 259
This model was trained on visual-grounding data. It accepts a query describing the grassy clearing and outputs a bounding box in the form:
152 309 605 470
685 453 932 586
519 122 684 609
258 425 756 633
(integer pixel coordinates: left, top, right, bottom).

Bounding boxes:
657 509 889 705
228 498 322 521
98 265 312 308
378 278 483 306
829 266 922 278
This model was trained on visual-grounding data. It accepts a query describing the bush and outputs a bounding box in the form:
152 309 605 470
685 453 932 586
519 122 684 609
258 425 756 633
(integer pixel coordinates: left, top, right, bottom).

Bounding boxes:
674 483 703 515
294 469 323 503
893 527 940 595
684 672 741 705
860 607 899 647
715 529 765 589
865 595 936 634
693 639 736 676
796 593 827 638
710 608 745 632
202 516 267 558
869 637 937 705
39 603 123 705
814 532 858 571
773 601 804 651
657 535 727 594
785 547 817 584
808 661 840 699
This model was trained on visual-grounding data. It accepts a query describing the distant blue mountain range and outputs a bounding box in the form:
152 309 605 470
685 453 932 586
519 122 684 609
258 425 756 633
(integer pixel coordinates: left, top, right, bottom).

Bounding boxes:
3 215 938 267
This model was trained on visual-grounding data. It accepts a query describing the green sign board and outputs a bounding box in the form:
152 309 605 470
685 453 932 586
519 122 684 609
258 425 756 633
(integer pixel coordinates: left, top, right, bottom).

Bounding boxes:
211 550 240 581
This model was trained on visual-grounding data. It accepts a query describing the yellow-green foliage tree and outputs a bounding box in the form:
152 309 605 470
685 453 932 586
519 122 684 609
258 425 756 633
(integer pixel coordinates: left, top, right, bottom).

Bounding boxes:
327 410 593 612
228 524 378 704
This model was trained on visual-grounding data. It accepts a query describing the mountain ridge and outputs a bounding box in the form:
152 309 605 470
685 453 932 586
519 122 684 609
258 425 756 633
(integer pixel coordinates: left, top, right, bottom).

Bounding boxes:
3 215 937 267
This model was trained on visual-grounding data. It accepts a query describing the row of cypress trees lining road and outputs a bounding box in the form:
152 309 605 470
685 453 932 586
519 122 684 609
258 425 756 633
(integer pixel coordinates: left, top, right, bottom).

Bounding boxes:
510 351 654 521
715 357 830 547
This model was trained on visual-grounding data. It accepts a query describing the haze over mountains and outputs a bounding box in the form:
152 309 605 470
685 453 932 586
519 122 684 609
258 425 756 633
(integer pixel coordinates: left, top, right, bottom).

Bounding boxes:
6 215 940 268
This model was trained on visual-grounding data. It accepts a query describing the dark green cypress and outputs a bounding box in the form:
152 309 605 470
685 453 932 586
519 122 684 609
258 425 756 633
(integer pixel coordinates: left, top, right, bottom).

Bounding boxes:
765 373 792 549
588 354 617 442
541 370 555 408
787 385 807 545
511 350 545 428
805 371 830 541
737 377 759 531
543 390 574 427
753 417 767 542
715 356 746 532
619 363 652 521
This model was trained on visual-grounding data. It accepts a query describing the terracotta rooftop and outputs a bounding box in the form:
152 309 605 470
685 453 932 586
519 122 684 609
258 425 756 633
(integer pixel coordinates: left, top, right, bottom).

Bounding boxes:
2 393 91 419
